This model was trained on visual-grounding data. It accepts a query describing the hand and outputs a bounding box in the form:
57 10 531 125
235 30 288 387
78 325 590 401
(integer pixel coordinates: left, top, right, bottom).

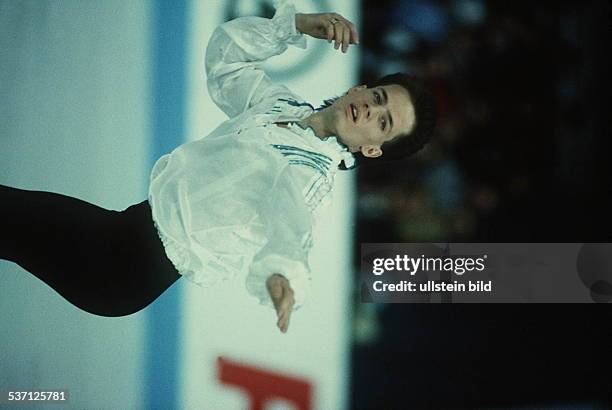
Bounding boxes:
266 273 295 333
295 12 359 53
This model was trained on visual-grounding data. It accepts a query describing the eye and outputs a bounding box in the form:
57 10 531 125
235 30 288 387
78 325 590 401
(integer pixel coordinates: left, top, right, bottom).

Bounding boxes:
374 92 386 131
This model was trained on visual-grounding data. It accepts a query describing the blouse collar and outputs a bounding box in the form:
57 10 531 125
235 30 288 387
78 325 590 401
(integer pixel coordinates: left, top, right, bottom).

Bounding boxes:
277 104 357 170
289 122 357 169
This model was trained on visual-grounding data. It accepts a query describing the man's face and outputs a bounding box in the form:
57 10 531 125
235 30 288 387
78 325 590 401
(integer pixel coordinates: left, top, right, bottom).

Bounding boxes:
330 84 416 157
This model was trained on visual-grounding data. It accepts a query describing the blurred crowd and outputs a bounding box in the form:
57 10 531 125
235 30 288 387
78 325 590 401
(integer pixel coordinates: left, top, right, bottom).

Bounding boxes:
236 0 609 406
354 0 599 245
350 3 610 406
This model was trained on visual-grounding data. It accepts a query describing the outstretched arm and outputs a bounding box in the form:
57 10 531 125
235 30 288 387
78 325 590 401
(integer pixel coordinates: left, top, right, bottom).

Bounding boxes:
205 3 359 118
205 1 306 118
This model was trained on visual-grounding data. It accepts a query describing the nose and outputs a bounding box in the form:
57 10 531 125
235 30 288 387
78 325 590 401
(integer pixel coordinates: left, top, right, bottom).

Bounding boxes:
363 103 384 120
363 103 381 121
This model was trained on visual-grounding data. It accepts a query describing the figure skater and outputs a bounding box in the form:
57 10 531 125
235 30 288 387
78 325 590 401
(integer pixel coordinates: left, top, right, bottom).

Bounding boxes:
0 0 436 333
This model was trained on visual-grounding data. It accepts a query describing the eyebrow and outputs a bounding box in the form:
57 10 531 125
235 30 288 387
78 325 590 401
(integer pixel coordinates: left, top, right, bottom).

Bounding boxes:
380 88 394 133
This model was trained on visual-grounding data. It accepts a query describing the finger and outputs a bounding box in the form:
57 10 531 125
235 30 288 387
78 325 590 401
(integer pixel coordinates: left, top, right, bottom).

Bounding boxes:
334 24 343 50
276 300 292 331
278 310 291 333
338 16 359 44
348 21 359 44
341 25 350 53
278 309 291 333
276 296 291 319
280 305 293 333
279 287 295 310
276 292 288 322
277 308 287 327
326 22 334 43
272 297 283 316
278 318 287 333
283 310 292 332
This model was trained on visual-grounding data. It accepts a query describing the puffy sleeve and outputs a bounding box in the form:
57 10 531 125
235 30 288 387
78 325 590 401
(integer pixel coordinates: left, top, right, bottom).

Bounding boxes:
245 165 314 312
205 0 307 118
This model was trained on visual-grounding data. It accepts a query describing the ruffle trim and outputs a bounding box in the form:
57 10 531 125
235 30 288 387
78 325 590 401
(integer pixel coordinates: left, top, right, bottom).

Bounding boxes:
247 253 312 311
321 135 357 169
272 0 307 49
151 213 245 289
150 215 204 286
285 122 357 169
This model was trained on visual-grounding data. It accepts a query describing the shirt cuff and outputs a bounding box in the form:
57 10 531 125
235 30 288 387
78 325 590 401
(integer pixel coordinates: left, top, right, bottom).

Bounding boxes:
272 0 307 49
246 254 312 311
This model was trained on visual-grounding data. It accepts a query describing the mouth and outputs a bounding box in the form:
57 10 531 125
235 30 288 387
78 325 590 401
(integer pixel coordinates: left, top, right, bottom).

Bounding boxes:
347 103 357 123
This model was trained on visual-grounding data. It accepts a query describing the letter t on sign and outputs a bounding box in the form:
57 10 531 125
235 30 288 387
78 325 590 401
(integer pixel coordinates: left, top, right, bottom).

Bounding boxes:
217 356 313 410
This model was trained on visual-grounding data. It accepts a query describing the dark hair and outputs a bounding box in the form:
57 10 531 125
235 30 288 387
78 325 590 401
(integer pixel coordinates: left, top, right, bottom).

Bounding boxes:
338 72 437 170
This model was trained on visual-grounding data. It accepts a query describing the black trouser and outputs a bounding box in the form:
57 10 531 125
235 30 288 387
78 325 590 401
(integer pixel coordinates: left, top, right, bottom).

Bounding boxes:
0 183 181 317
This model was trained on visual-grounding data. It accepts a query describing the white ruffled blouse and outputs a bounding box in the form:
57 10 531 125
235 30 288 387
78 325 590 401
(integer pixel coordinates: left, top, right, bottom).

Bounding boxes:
147 0 355 311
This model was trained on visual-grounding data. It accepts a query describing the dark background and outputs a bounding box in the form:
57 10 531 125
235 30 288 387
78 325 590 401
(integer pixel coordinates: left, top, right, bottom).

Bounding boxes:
350 0 611 408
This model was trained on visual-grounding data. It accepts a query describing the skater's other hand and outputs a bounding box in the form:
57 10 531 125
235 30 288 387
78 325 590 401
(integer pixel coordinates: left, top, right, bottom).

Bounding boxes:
266 273 295 333
295 12 359 53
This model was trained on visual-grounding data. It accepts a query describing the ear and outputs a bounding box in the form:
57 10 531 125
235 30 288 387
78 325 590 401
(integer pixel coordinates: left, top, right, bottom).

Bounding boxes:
360 145 382 158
